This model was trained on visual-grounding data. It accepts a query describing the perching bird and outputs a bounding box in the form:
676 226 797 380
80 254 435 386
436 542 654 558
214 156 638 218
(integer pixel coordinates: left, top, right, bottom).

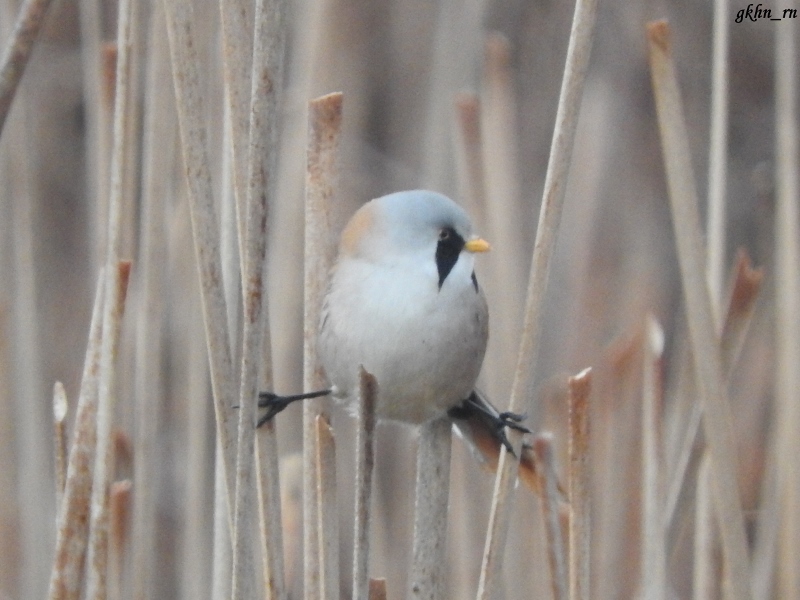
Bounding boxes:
259 190 535 476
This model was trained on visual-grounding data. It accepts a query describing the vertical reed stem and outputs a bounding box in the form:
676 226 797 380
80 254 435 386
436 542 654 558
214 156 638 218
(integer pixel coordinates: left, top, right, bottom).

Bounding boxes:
774 6 800 597
353 368 378 600
533 434 567 600
315 415 339 600
641 316 665 600
53 382 69 510
568 368 592 600
408 416 452 600
303 92 342 600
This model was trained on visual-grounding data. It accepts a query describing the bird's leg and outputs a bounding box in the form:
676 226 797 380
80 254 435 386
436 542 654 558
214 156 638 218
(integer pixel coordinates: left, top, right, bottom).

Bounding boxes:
257 389 332 427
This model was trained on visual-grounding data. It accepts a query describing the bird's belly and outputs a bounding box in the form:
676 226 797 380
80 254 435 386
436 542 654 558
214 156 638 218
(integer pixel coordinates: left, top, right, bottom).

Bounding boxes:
320 269 488 424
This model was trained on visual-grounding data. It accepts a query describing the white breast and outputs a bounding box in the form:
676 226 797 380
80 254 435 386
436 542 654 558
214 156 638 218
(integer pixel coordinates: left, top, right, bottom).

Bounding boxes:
319 252 488 424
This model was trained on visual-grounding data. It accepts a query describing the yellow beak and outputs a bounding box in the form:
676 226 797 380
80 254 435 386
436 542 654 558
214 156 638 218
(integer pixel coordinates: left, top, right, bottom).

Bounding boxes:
464 237 491 253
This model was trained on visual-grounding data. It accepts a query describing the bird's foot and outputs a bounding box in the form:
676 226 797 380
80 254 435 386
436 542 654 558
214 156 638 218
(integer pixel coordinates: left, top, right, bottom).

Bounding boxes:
494 412 531 456
257 389 332 427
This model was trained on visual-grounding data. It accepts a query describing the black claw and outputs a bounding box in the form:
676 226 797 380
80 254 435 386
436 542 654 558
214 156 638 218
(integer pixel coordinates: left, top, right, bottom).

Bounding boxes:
498 411 532 433
493 412 531 456
497 429 516 455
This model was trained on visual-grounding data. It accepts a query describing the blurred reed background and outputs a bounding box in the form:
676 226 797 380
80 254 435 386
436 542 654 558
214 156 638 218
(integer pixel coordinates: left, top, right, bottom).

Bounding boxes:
0 0 793 597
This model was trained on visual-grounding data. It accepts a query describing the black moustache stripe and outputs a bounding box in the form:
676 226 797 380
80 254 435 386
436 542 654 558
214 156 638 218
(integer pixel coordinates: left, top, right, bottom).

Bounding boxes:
436 227 465 289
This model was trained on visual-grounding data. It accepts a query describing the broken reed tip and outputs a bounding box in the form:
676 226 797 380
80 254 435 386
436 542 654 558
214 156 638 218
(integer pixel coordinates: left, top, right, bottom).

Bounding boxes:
309 92 344 122
533 431 556 456
315 413 334 439
116 259 133 303
358 366 378 400
729 248 764 313
369 578 388 600
312 91 344 104
53 381 68 422
646 20 671 53
568 367 592 396
646 315 665 356
485 31 511 66
455 92 481 135
455 91 479 112
109 479 133 549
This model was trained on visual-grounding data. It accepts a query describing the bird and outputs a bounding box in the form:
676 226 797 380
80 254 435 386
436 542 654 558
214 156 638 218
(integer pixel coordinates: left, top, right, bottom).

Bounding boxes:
258 190 531 464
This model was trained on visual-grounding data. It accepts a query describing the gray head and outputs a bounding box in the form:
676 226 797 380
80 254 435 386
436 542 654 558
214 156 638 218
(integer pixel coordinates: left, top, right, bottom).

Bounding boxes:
339 190 488 264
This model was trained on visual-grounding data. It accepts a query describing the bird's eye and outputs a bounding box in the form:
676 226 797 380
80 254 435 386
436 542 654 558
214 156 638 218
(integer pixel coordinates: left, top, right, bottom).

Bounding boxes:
439 228 451 241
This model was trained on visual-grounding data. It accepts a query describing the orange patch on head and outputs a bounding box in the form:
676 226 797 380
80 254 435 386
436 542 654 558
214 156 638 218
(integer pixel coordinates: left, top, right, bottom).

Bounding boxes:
339 202 376 257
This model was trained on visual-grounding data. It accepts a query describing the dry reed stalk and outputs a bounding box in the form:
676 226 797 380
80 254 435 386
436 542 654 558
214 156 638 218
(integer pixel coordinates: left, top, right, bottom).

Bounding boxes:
92 42 117 267
751 445 779 598
706 0 730 314
476 0 597 593
646 20 752 600
221 110 242 360
163 0 238 522
214 447 234 600
85 0 135 591
108 480 132 600
54 382 69 509
773 11 800 598
408 416 452 600
218 0 253 262
353 368 378 600
303 91 342 600
0 0 54 136
48 270 106 600
641 316 665 600
664 251 762 529
568 368 591 600
719 251 763 373
85 261 132 600
693 454 719 600
231 0 288 595
180 307 213 600
255 427 285 600
315 415 339 600
369 579 388 600
122 0 143 263
129 7 171 599
218 106 239 600
256 365 286 598
532 434 567 600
